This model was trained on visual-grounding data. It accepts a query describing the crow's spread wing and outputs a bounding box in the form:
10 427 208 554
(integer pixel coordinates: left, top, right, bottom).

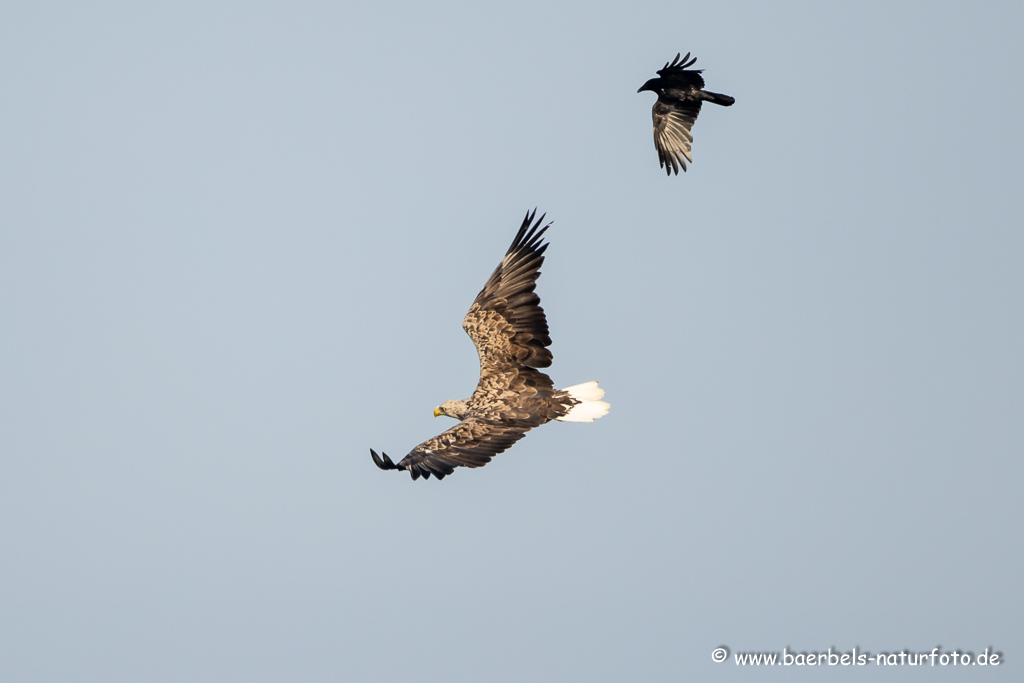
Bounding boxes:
652 99 701 175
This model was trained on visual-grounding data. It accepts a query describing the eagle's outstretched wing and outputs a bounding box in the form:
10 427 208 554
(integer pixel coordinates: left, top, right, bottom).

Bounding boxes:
371 417 529 480
461 210 566 424
463 210 553 370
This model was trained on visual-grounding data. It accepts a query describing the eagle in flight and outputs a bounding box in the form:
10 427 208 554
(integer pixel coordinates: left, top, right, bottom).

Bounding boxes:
371 210 609 481
638 52 735 174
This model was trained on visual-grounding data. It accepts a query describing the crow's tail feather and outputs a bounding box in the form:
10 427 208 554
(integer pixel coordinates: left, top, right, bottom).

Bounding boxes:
702 91 735 106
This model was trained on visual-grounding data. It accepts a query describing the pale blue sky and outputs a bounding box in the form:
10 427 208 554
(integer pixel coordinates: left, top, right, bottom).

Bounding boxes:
2 1 1022 681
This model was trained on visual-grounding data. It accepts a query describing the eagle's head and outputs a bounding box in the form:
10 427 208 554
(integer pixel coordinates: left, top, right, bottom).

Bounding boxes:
434 400 469 420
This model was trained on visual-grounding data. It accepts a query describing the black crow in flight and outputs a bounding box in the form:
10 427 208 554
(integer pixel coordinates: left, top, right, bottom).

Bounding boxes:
638 52 735 174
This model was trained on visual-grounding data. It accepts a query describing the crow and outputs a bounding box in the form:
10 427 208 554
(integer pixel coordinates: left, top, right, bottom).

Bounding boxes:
637 52 735 175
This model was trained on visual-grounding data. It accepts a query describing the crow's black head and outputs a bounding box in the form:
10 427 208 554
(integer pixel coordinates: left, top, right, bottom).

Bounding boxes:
637 78 661 94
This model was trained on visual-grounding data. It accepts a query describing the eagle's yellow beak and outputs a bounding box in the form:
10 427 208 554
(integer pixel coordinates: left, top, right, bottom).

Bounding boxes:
433 407 443 417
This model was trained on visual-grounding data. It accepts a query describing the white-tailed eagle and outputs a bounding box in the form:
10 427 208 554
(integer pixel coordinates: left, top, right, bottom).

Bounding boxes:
638 52 735 175
371 210 609 481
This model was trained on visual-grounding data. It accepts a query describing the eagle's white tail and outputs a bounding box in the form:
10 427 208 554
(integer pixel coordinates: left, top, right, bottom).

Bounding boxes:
556 381 610 423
